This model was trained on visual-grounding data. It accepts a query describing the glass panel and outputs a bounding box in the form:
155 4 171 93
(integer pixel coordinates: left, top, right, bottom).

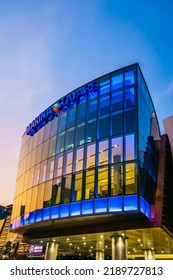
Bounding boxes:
86 143 96 168
54 154 63 178
75 147 84 172
86 118 97 142
111 90 123 111
111 164 123 195
30 187 37 212
125 87 135 107
111 72 123 90
35 144 42 164
43 122 51 141
75 122 85 146
111 136 123 163
41 140 49 161
28 167 34 189
98 115 110 139
99 75 110 95
111 111 123 135
76 102 86 124
52 178 62 205
87 98 97 119
30 149 36 168
67 107 76 128
73 172 83 201
32 132 38 149
46 157 55 180
124 70 135 86
98 139 108 165
36 183 45 210
43 181 52 208
63 175 72 203
85 169 95 199
99 94 110 115
64 151 73 174
58 111 67 132
48 136 56 157
56 131 65 153
25 189 32 213
125 162 137 194
125 108 137 132
39 160 47 183
97 167 108 198
50 117 58 137
33 164 40 186
125 134 135 161
65 127 75 150
37 127 44 146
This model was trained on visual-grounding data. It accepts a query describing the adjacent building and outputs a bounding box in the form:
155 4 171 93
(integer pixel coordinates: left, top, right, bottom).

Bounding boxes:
10 63 173 260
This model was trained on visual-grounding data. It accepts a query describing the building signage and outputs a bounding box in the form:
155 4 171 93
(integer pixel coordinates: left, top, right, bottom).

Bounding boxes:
26 80 99 136
29 245 43 255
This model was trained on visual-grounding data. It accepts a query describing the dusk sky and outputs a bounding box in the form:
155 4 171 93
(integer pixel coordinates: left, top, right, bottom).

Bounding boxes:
0 0 173 206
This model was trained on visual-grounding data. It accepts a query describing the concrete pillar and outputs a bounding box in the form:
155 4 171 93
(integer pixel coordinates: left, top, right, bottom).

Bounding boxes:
96 239 105 260
144 249 155 260
111 235 128 260
45 241 58 260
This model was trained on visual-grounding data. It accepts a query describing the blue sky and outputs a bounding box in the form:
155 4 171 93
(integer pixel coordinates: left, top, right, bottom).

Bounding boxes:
0 0 173 205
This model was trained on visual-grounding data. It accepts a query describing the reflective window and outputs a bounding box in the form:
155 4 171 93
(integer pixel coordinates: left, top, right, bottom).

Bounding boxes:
111 164 123 195
125 87 135 107
111 111 123 135
43 181 52 208
52 178 62 205
63 175 72 203
25 189 32 213
43 122 51 142
50 117 58 137
125 108 137 132
54 154 63 178
76 103 86 124
33 164 40 186
98 139 109 165
35 144 42 164
111 90 123 111
56 131 65 153
32 132 38 149
125 162 137 194
75 123 85 146
67 107 76 128
39 160 47 183
111 136 123 163
99 75 110 95
37 127 44 146
124 70 135 86
75 147 84 172
36 183 45 210
86 143 96 168
86 118 97 143
65 127 75 150
30 149 36 168
48 136 56 157
58 112 67 132
125 134 135 161
111 72 123 90
99 94 110 115
85 169 95 199
41 140 49 161
30 187 37 212
28 167 34 189
64 151 73 174
87 98 97 119
98 115 110 139
73 172 83 201
46 157 55 180
97 167 108 198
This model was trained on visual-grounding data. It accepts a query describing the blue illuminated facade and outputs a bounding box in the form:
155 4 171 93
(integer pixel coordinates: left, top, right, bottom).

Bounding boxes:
11 63 161 237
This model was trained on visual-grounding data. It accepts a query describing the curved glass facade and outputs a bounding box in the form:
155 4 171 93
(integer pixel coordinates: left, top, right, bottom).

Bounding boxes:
11 64 160 231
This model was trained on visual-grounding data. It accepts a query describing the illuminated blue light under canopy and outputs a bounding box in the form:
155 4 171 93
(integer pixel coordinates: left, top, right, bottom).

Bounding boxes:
60 204 70 218
70 202 81 216
94 198 107 213
11 195 153 230
108 196 123 212
124 194 138 211
82 200 94 215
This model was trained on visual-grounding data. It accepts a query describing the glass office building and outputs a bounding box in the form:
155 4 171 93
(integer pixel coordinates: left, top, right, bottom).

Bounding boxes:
10 64 173 260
